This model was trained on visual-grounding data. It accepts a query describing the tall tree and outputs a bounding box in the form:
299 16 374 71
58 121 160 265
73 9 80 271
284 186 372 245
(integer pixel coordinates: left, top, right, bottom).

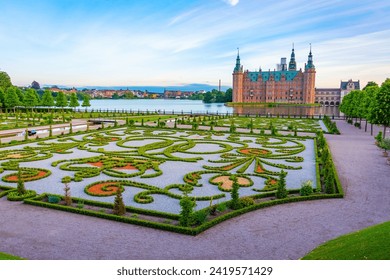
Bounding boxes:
41 89 55 107
4 86 20 111
371 79 390 138
203 91 213 103
0 88 5 108
15 87 24 105
363 81 378 90
362 84 380 133
55 91 68 110
225 88 233 102
0 71 12 91
24 88 39 111
215 91 225 103
351 90 364 125
81 94 91 107
69 92 80 108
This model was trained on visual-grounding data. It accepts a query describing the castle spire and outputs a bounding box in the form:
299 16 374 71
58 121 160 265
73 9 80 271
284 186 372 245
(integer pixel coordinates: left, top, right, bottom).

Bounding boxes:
234 47 242 73
288 43 296 71
305 43 315 70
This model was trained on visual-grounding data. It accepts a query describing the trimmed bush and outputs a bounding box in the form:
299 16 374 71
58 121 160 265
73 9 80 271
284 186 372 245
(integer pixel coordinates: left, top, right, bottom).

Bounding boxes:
276 170 288 199
7 190 36 201
239 196 255 207
191 209 209 225
48 195 61 203
300 180 314 196
179 195 195 227
113 190 126 216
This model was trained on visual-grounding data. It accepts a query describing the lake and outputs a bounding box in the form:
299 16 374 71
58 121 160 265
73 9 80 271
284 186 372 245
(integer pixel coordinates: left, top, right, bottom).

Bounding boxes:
78 99 341 116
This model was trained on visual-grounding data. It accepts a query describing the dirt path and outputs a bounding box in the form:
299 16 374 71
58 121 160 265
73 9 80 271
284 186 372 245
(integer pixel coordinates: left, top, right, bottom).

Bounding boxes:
0 120 389 259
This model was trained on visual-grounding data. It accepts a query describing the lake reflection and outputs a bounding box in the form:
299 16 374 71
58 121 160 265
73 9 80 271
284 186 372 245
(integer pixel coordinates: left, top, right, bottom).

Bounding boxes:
83 99 340 116
233 105 341 117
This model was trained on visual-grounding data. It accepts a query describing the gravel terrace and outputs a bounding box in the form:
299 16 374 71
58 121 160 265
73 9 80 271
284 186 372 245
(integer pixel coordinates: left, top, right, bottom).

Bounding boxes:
0 120 389 260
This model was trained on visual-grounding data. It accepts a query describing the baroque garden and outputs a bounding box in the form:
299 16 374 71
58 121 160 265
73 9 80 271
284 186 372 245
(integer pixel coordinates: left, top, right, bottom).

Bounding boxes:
0 113 342 235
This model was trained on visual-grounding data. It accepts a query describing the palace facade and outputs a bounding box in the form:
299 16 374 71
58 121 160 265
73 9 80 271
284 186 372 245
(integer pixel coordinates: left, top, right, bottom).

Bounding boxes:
315 80 360 106
232 47 316 104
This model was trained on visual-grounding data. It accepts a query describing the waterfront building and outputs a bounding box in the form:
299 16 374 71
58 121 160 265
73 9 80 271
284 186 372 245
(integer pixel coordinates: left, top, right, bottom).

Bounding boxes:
232 46 316 104
315 79 360 106
164 90 195 99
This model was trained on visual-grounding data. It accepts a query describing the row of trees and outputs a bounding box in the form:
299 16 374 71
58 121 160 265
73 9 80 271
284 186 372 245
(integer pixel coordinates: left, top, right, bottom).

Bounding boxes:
339 79 390 138
0 71 91 111
0 87 91 111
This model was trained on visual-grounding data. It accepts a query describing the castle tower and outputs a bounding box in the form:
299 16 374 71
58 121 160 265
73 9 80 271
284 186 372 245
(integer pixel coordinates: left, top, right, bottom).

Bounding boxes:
303 45 316 104
288 44 297 71
232 48 244 102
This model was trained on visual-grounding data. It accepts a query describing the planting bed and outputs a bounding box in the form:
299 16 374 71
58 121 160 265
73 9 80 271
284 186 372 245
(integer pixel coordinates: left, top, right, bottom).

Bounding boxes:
0 124 342 234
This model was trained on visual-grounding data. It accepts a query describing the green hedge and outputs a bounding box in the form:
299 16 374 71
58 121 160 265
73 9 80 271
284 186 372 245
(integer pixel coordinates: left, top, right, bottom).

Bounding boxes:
24 191 343 236
0 185 13 198
7 190 37 201
2 168 51 183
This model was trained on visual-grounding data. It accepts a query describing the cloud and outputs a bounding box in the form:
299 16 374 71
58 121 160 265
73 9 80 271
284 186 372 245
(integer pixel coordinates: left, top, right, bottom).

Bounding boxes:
2 0 390 88
223 0 239 7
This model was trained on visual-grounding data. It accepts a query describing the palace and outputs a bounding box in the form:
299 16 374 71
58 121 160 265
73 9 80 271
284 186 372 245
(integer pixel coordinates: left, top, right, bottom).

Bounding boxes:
232 46 316 104
315 79 360 106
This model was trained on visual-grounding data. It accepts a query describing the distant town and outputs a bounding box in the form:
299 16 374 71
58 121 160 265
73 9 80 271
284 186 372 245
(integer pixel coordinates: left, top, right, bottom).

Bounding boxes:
42 85 208 100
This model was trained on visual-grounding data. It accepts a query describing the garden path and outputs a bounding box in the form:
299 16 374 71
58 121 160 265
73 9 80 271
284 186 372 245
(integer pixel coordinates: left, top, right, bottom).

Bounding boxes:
0 120 389 259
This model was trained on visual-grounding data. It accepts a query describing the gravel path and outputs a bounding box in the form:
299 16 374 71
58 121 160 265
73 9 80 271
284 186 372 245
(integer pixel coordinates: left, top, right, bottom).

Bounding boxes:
0 120 389 260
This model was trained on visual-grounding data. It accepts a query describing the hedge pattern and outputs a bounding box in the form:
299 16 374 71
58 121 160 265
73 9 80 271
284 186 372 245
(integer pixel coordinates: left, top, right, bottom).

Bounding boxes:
0 122 343 234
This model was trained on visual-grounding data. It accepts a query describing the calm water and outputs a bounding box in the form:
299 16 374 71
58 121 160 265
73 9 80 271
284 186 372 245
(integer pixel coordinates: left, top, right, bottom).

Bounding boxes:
78 99 341 116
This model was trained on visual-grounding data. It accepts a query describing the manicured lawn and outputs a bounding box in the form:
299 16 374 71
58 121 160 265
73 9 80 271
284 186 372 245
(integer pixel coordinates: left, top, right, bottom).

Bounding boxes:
0 252 24 260
302 221 390 260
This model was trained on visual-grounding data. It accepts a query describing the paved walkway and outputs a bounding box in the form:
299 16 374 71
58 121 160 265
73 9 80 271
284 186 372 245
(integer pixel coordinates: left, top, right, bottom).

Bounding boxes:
0 120 389 259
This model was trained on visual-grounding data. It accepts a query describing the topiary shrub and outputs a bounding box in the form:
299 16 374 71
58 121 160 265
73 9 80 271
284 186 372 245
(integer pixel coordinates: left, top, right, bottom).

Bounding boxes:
191 209 208 225
229 179 240 210
179 195 195 227
300 180 313 196
375 131 383 144
239 196 255 207
7 190 36 201
275 170 288 199
325 171 335 194
113 190 126 216
48 195 61 203
379 138 390 155
216 202 227 212
62 176 72 206
16 168 26 195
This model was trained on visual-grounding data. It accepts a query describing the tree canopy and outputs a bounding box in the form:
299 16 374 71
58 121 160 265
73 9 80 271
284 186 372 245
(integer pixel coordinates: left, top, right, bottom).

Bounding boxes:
69 92 80 108
55 91 68 108
0 71 12 91
81 94 91 107
41 89 55 107
23 88 39 108
4 87 20 109
371 79 390 137
340 78 390 138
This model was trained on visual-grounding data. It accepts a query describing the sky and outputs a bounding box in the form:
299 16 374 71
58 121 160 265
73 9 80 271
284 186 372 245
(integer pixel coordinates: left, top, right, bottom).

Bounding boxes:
0 0 389 89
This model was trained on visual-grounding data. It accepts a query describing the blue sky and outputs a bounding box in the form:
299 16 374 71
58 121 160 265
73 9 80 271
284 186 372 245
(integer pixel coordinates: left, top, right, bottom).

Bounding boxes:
0 0 389 88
